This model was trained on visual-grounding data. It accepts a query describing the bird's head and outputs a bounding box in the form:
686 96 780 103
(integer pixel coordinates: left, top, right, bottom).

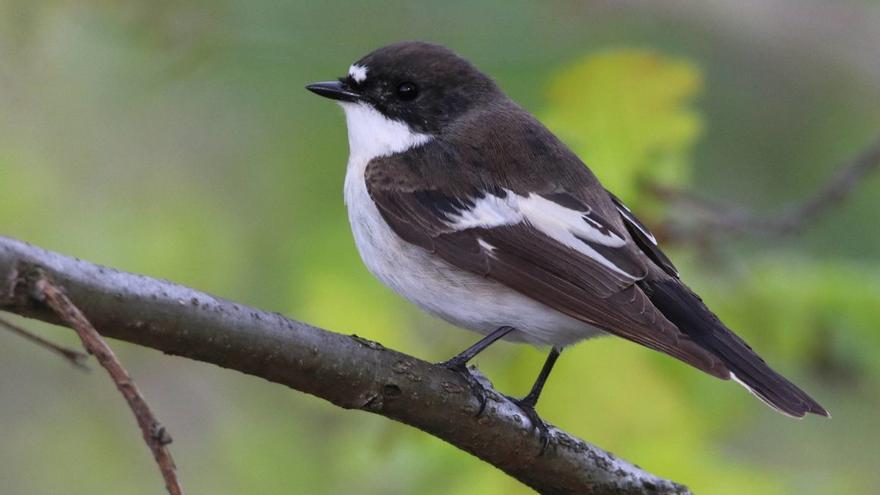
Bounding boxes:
307 41 501 159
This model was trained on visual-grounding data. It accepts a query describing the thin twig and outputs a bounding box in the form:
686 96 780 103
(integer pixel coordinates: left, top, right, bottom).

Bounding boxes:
33 274 184 495
647 135 880 241
0 316 89 369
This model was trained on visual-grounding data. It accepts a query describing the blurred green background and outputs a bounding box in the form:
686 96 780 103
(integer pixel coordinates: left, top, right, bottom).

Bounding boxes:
2 1 879 494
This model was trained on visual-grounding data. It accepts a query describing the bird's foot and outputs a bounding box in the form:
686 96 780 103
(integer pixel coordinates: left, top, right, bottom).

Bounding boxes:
439 357 489 416
507 395 552 456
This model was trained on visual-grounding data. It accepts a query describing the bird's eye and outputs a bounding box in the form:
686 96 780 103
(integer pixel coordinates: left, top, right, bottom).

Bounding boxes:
396 82 418 101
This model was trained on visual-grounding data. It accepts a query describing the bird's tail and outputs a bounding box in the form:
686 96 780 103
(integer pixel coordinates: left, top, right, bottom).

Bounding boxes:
644 280 829 418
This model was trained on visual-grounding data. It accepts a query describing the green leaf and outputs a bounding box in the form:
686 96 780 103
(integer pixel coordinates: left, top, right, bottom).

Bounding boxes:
542 49 703 210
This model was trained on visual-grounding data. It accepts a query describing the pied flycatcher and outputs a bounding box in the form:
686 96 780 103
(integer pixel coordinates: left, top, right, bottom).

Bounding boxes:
306 42 828 439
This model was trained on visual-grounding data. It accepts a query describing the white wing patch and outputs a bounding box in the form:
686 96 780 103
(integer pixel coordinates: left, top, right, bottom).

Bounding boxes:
477 238 497 254
445 190 637 278
517 194 633 277
518 193 626 247
447 192 521 229
349 64 368 83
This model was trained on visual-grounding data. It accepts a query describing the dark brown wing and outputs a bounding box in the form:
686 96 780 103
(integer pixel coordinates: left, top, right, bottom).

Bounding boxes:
365 152 728 378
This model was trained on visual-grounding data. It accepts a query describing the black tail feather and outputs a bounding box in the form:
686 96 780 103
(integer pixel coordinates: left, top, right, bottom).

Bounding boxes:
644 280 829 418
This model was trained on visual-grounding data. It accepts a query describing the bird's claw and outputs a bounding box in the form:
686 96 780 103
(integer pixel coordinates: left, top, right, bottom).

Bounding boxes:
439 359 489 416
507 395 552 455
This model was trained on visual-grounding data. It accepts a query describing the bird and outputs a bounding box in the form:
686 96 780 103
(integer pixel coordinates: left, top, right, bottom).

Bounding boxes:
306 41 829 443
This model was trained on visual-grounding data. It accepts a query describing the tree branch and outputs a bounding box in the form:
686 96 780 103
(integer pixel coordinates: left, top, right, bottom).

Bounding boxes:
646 135 880 241
0 236 690 495
34 273 184 495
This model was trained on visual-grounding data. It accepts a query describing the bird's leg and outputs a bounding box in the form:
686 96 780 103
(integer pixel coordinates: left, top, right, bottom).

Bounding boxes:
440 325 516 369
507 346 562 455
438 325 516 415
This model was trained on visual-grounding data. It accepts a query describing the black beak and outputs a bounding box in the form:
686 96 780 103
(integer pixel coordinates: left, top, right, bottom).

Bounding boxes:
305 80 360 103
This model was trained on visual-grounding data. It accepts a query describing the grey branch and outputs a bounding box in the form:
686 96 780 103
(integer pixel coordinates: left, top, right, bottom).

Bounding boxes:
646 135 880 241
0 235 690 495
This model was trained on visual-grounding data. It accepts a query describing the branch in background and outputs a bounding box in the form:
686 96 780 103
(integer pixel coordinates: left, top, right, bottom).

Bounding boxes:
0 315 89 369
0 236 690 495
33 273 184 495
646 135 880 242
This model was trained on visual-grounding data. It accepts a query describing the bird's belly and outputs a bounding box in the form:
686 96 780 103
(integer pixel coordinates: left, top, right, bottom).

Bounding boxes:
345 171 602 347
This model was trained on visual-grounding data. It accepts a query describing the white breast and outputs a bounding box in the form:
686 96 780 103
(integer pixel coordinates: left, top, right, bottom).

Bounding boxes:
339 102 601 347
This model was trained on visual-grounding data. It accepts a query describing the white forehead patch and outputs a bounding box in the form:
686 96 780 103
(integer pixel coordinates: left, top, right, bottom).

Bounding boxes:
349 64 368 83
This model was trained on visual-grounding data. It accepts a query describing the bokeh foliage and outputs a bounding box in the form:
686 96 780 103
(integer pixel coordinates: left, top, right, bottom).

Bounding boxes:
543 49 702 207
1 2 879 495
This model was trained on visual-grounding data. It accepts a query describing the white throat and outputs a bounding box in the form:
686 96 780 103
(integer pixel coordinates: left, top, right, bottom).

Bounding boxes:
339 102 432 166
